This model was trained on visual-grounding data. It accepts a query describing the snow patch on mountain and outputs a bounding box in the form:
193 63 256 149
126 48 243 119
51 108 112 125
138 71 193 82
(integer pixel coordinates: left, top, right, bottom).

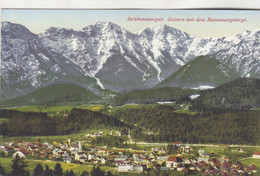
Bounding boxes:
2 21 260 95
192 85 215 90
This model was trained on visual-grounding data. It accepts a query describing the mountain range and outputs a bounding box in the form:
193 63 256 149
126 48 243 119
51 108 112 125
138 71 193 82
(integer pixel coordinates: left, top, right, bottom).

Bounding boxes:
1 21 260 99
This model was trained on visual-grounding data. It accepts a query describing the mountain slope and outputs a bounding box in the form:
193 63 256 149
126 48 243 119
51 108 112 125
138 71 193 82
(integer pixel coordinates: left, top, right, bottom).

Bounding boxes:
1 22 101 99
156 55 240 88
0 84 101 107
112 87 198 105
2 21 260 98
191 78 260 110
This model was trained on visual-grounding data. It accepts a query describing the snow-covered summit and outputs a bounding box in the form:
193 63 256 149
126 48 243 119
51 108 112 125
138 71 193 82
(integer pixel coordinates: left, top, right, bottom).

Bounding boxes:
2 21 260 97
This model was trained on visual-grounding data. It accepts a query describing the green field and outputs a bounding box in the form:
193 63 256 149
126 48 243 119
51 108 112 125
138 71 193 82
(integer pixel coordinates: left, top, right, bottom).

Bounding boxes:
240 158 260 167
6 105 109 115
0 129 112 143
0 157 116 175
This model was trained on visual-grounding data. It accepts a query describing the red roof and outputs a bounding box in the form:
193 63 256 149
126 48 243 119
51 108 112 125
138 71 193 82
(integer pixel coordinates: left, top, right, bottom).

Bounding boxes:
19 149 30 155
71 144 79 148
253 151 260 155
167 156 183 162
250 164 257 170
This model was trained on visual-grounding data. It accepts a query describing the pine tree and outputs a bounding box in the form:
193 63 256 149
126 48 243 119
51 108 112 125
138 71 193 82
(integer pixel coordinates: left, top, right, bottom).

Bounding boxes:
80 171 89 176
69 169 75 176
53 163 63 176
105 171 113 176
0 163 6 176
90 166 105 176
11 154 29 176
64 170 69 176
33 164 44 176
43 165 53 176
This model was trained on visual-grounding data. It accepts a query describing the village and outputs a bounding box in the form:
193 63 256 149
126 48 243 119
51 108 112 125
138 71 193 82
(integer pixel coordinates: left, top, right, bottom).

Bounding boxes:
0 130 260 175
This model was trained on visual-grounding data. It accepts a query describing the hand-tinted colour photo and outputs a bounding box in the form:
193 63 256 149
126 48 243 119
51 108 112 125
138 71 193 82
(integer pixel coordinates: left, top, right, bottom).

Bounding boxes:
0 9 260 176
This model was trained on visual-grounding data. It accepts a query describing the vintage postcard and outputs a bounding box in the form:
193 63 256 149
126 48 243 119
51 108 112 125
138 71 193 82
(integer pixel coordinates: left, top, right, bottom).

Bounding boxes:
0 9 260 176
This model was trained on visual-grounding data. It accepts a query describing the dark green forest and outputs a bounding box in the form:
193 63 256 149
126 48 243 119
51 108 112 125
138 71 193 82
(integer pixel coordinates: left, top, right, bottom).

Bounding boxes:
1 105 260 145
0 84 102 107
0 109 128 136
0 78 260 144
192 78 260 111
112 105 260 145
0 156 113 176
112 87 197 105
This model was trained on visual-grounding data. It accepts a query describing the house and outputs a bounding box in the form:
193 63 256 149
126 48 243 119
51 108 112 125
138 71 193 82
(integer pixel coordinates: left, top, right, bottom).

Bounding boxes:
249 164 258 173
158 148 167 154
43 142 53 149
75 152 87 161
106 150 113 155
198 157 208 163
182 144 190 153
94 131 103 137
157 156 168 165
118 164 133 172
101 158 107 164
198 150 205 156
64 156 73 163
98 148 106 155
252 151 260 158
185 158 197 165
118 164 144 172
133 164 144 172
53 148 62 156
0 145 10 154
88 153 95 160
60 144 68 149
70 142 82 152
166 156 184 169
152 148 159 153
133 152 140 159
189 164 197 171
209 159 221 169
79 157 86 163
173 142 181 147
115 155 128 161
201 153 209 158
239 148 246 153
118 150 124 155
177 164 185 171
13 151 26 158
89 146 97 152
222 161 231 172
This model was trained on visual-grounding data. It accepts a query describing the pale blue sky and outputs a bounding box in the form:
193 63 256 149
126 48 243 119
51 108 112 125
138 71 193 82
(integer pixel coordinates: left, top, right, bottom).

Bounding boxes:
2 9 260 37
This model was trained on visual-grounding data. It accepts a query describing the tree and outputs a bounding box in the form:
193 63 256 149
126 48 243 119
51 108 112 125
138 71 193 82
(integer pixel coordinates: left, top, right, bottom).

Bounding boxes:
43 165 53 176
33 164 44 176
105 171 113 176
90 166 105 176
69 169 75 176
11 154 29 176
53 163 63 176
81 171 89 176
64 170 69 176
0 163 6 176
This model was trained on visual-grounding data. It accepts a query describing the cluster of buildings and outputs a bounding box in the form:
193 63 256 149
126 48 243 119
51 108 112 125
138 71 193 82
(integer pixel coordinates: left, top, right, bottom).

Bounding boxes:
0 138 259 175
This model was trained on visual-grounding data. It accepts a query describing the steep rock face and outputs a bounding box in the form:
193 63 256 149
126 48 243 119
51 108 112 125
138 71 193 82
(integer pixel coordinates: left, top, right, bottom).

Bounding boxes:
1 21 260 98
1 22 98 98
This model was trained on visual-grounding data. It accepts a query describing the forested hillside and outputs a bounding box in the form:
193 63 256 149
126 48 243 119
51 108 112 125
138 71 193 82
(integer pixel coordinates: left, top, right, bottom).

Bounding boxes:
112 105 260 144
0 109 128 136
112 87 197 105
0 84 101 107
191 78 260 111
